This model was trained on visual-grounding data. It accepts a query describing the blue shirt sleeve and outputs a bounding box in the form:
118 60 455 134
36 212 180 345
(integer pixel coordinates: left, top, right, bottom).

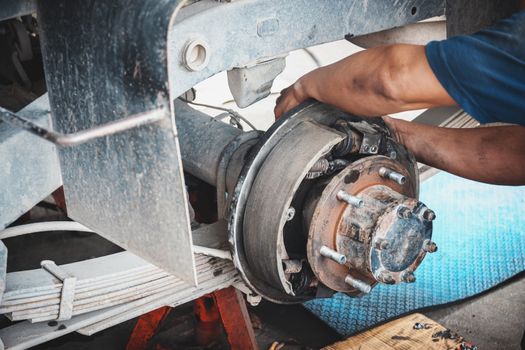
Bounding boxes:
425 11 525 125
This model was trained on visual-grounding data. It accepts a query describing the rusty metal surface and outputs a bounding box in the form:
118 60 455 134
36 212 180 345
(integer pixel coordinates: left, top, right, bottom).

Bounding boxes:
307 156 415 293
369 192 433 285
37 0 196 285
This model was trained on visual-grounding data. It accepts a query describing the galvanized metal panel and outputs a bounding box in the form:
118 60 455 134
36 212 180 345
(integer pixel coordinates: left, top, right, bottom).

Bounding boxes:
167 0 446 97
37 0 196 285
0 95 61 229
0 0 36 22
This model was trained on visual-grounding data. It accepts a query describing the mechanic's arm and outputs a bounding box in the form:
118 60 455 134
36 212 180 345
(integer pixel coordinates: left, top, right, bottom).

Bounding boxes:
384 117 525 185
275 44 456 118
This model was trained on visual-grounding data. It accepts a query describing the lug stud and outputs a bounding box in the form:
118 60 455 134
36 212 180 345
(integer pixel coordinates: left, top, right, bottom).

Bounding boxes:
402 271 416 283
345 275 372 294
422 209 436 221
379 167 406 185
336 190 364 208
320 246 347 265
423 239 438 253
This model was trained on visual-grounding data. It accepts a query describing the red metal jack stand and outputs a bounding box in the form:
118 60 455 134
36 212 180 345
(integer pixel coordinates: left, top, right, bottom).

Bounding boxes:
126 286 258 350
214 287 259 350
126 306 171 350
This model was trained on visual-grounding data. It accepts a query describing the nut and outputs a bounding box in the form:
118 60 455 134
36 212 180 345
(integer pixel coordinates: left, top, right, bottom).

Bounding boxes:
422 209 436 221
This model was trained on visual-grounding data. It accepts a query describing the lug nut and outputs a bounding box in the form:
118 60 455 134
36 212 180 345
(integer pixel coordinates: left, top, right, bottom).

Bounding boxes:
345 275 372 294
422 209 436 221
423 239 438 253
379 167 406 185
375 239 390 250
397 206 412 219
320 246 347 265
402 271 416 283
378 271 395 284
336 190 364 208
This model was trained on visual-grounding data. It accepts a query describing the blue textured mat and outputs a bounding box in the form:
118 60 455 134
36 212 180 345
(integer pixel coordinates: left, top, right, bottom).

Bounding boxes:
304 171 525 336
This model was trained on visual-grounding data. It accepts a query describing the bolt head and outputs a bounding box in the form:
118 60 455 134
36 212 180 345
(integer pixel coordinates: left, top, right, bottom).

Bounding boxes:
424 240 438 253
397 206 412 219
403 272 416 283
375 239 390 250
423 209 436 221
378 272 395 284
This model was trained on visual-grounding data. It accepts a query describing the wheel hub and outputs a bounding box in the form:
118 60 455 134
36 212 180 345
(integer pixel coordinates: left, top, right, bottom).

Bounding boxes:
229 102 437 302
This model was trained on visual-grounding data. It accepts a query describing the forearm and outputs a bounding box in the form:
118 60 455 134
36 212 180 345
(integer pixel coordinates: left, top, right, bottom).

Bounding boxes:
298 44 455 116
385 117 525 185
298 46 401 116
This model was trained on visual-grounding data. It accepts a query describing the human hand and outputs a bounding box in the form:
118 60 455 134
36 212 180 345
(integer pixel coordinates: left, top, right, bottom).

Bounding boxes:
381 115 406 146
274 78 309 119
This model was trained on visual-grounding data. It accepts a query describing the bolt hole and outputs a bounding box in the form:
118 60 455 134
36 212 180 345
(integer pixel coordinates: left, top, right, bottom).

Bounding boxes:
188 44 206 66
344 170 360 184
184 40 210 71
411 6 417 15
